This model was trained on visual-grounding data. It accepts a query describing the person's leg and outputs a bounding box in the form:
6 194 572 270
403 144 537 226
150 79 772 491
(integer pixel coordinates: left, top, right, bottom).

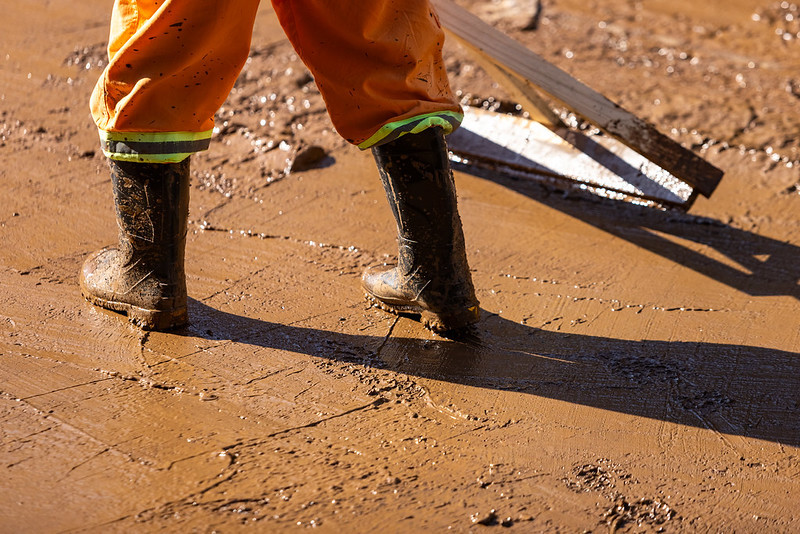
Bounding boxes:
81 0 260 329
270 0 461 148
272 0 479 331
80 160 190 329
91 0 260 162
363 127 479 332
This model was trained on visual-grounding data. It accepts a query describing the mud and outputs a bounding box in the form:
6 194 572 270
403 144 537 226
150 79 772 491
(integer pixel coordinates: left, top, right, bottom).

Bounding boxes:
1 1 798 532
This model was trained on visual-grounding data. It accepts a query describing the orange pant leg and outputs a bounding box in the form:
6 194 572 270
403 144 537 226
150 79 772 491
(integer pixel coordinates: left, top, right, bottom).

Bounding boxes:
271 0 462 148
91 0 260 163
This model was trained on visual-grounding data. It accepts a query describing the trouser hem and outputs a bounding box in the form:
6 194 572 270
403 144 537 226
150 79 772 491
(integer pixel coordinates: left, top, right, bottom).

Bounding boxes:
358 111 463 150
99 129 213 163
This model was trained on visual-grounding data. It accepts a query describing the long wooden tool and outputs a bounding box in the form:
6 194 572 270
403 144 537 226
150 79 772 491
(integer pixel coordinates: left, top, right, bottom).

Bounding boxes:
432 0 723 198
449 107 696 209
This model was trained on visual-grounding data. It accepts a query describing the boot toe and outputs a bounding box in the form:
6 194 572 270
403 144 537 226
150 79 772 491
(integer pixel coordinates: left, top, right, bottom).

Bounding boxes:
79 247 117 301
79 247 187 330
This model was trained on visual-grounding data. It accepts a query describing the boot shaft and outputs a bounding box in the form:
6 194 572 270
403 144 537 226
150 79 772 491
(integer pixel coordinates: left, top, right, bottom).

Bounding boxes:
366 128 479 327
80 158 191 329
109 159 190 282
371 128 460 248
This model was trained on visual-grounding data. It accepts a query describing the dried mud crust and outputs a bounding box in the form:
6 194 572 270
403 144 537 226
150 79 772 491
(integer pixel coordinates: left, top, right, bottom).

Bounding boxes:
564 459 676 531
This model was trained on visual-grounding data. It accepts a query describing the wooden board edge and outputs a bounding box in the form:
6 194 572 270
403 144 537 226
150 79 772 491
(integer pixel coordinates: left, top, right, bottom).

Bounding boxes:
433 0 724 197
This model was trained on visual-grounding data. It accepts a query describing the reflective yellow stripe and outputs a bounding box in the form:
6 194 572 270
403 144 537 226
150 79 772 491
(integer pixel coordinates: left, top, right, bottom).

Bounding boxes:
99 129 213 163
358 111 463 150
102 151 199 163
99 130 214 144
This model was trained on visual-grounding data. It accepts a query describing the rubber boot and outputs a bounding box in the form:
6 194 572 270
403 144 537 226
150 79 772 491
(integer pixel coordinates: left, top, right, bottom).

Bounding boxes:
79 159 190 330
362 127 480 333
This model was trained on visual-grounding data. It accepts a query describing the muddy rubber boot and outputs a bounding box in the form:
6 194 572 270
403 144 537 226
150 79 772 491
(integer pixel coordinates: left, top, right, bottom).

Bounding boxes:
79 159 190 330
362 127 480 333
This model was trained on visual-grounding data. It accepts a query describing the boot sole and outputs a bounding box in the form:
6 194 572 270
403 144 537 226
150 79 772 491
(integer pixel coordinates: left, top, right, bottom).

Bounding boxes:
364 293 479 333
82 292 188 331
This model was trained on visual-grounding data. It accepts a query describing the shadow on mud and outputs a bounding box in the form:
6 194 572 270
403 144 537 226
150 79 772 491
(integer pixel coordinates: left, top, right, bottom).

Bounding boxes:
454 162 800 301
175 163 799 447
185 298 800 448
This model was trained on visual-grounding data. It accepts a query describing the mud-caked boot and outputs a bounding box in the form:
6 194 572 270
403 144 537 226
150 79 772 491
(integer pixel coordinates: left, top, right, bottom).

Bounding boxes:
362 127 480 333
79 159 190 330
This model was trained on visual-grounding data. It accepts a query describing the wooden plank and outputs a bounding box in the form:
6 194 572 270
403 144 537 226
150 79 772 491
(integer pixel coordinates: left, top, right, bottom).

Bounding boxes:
446 32 564 128
432 0 723 198
449 107 695 208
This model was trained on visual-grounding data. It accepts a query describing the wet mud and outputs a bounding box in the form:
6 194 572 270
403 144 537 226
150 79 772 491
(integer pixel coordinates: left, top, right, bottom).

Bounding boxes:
1 1 799 532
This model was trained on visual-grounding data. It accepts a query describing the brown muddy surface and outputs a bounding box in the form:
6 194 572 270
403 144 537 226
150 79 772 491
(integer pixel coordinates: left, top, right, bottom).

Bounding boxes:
1 1 798 532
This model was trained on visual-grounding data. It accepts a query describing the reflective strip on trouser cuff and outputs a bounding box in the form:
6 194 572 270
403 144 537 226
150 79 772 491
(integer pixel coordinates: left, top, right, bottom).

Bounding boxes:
99 130 213 163
358 111 463 150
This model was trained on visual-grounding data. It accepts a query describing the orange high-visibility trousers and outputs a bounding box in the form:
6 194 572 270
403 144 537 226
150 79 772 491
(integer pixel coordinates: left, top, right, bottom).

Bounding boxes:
91 0 462 163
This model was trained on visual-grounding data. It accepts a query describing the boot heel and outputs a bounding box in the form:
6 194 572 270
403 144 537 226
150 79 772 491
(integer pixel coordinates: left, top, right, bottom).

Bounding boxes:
420 306 480 333
128 305 188 330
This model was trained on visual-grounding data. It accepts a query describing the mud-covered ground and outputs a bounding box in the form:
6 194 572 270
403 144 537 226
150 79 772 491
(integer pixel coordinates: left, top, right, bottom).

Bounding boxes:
1 1 798 532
